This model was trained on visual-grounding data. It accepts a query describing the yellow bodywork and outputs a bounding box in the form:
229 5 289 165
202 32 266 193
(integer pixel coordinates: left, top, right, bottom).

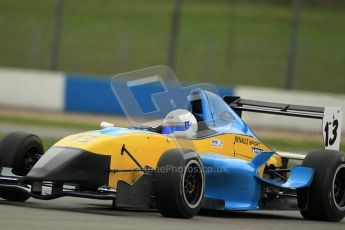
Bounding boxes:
54 130 282 188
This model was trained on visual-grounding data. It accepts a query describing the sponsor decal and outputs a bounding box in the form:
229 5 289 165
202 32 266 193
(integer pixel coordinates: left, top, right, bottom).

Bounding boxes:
234 136 261 147
211 139 223 148
252 147 263 154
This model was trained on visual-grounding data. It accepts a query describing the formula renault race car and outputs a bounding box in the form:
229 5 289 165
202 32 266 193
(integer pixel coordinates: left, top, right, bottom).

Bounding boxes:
0 66 344 222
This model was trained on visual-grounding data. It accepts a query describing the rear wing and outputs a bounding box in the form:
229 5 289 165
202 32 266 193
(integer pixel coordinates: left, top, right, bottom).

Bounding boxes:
224 96 343 151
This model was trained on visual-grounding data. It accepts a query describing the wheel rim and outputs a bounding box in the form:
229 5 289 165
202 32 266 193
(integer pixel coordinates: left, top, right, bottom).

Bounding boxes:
182 160 204 209
23 146 41 175
332 164 345 211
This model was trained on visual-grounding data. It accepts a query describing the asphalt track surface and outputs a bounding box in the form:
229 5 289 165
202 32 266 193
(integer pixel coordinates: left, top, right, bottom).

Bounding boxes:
0 197 344 230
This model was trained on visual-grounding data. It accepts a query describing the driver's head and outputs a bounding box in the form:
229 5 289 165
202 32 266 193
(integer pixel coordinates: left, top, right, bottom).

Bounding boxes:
162 109 198 139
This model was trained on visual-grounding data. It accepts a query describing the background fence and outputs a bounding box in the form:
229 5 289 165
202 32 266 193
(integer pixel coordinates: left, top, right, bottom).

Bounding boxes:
0 0 344 94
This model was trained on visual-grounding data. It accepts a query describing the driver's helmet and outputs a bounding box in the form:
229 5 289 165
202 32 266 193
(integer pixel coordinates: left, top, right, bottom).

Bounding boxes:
162 109 198 139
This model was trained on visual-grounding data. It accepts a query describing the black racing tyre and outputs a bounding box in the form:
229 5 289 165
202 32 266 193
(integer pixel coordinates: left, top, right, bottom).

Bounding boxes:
154 149 205 218
0 132 44 202
297 150 345 222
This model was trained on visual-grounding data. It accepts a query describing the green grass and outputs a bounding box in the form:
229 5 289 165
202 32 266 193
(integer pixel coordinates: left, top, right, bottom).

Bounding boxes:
0 115 98 131
0 1 344 93
0 132 58 151
40 137 59 151
262 137 345 152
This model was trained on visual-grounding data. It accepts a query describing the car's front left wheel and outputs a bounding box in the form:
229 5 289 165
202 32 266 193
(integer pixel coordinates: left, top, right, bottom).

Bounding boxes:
0 132 44 202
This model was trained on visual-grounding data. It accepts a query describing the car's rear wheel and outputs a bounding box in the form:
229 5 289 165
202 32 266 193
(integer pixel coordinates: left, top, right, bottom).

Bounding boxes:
154 149 205 218
0 132 44 201
297 150 345 222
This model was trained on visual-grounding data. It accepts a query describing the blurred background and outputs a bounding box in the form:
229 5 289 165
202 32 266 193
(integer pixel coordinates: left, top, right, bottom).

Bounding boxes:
0 0 344 152
1 0 345 91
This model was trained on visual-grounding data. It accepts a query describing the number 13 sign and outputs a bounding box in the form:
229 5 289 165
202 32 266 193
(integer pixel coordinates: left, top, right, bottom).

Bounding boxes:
323 107 343 151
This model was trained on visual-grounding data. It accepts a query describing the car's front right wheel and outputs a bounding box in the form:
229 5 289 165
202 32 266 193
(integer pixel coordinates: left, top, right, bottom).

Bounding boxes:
154 149 205 218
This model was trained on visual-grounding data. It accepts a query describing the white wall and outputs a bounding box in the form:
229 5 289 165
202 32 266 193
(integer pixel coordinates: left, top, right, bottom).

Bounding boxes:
235 86 345 132
0 68 64 111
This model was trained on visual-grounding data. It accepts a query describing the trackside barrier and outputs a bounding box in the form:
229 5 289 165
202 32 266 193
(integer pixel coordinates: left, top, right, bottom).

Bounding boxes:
0 68 344 132
65 73 234 115
0 68 64 110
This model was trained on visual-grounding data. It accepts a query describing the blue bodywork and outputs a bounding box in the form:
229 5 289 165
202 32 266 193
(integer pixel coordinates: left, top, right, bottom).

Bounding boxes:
185 89 314 210
201 151 314 210
201 154 263 210
187 89 257 139
98 127 155 136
